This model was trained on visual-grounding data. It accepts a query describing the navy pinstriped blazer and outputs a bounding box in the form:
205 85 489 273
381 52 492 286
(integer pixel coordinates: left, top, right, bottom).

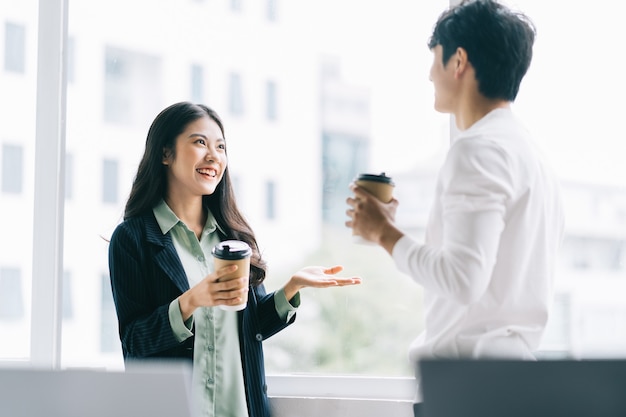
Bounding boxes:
108 211 295 417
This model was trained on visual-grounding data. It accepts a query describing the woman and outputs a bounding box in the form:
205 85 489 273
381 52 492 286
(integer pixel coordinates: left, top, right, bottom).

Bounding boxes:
108 101 361 417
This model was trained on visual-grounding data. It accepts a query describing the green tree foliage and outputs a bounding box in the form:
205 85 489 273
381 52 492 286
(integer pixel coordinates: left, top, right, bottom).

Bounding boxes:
263 225 424 376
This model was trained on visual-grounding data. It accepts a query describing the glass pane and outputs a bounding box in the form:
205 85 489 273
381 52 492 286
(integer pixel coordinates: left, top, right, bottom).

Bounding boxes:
63 0 626 375
265 80 277 121
228 72 244 116
263 0 450 376
4 22 26 73
509 0 626 358
1 144 23 193
190 64 204 104
102 159 118 204
0 0 38 362
0 268 25 320
62 0 448 374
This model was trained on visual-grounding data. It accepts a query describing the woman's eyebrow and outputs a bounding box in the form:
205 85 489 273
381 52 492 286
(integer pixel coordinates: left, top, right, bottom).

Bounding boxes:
188 133 225 142
188 133 207 139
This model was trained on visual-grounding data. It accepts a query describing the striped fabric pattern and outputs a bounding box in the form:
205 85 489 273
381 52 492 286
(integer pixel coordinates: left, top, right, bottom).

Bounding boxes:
108 212 296 417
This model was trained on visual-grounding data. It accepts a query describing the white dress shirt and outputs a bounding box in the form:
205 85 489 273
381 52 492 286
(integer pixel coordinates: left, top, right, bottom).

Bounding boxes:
392 108 565 370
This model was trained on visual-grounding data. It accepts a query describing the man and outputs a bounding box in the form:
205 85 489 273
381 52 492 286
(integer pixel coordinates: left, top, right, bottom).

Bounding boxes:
345 1 564 415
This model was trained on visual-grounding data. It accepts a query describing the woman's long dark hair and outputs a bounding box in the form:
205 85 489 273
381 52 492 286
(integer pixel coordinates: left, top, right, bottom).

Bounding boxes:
124 101 267 285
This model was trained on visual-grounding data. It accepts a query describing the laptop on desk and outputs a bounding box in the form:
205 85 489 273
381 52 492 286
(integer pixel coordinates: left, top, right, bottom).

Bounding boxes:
418 358 626 417
0 360 196 417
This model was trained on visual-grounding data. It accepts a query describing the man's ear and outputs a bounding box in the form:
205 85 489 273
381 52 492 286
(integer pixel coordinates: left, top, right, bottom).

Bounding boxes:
454 47 470 78
162 148 172 165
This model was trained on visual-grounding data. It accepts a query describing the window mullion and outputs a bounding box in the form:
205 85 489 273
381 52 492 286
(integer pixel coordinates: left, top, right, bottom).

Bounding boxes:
30 0 68 369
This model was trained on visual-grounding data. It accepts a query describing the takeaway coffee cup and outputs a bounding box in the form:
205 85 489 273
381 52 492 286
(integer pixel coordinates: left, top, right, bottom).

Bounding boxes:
355 172 395 203
212 240 252 311
352 172 395 244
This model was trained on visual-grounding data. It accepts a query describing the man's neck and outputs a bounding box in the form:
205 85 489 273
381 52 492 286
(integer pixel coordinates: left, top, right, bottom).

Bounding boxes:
455 97 510 131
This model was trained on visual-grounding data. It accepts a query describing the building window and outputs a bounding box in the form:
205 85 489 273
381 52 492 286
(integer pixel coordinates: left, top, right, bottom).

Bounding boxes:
265 180 276 220
65 152 74 200
104 46 162 126
231 174 242 206
17 0 626 378
322 133 368 225
100 274 118 353
266 0 278 22
562 236 626 271
4 22 26 73
1 144 23 194
540 291 572 354
228 72 244 116
190 64 204 103
0 267 23 320
102 158 118 204
230 0 243 12
104 50 131 124
266 80 278 121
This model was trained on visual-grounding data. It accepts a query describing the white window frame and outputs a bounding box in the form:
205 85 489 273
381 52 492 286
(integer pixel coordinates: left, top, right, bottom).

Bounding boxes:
28 0 68 369
6 1 470 414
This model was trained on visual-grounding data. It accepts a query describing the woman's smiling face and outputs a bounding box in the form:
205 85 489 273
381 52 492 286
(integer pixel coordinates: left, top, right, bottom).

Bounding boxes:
163 115 227 201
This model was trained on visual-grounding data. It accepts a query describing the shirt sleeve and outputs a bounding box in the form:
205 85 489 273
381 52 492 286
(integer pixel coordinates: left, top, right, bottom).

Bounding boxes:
392 138 511 304
274 287 299 323
168 299 194 342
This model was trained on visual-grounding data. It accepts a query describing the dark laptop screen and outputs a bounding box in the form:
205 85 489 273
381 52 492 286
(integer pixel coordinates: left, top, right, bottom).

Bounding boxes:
419 359 626 417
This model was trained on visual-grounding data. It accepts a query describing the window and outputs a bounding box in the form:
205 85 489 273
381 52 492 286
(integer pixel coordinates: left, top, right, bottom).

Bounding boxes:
265 180 276 220
104 49 131 124
230 0 242 12
511 0 626 358
322 133 368 225
231 174 242 205
1 144 23 194
228 72 244 116
102 159 118 204
190 64 204 103
0 1 37 364
5 0 626 394
562 236 625 271
4 22 26 73
100 274 118 353
0 267 23 320
265 79 278 121
266 0 278 22
103 46 162 126
540 291 572 355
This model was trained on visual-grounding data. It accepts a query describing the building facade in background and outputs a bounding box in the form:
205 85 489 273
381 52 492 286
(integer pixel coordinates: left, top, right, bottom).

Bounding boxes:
1 0 625 373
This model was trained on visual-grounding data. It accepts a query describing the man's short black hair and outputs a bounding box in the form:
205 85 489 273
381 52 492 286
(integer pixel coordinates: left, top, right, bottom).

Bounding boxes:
428 0 536 101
